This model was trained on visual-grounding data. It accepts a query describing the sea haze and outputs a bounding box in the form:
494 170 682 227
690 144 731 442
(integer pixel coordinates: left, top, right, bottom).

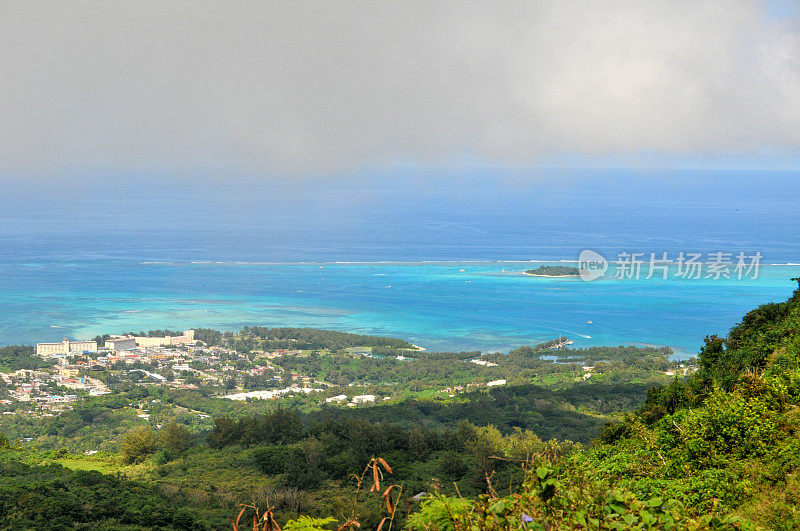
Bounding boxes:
1 169 798 355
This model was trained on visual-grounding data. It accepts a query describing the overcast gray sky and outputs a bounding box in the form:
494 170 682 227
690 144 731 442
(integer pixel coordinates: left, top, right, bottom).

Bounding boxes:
1 0 799 179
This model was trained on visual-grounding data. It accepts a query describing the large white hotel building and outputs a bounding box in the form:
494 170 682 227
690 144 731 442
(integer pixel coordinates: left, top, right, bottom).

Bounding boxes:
36 338 98 356
36 330 196 356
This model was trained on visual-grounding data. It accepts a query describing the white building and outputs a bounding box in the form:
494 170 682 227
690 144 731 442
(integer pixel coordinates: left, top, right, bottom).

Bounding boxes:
325 394 348 403
105 337 136 350
351 394 376 404
37 338 98 356
486 379 507 387
134 330 195 347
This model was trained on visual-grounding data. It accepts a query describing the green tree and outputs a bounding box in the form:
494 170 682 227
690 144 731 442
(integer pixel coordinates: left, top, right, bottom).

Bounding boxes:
120 426 159 463
159 421 194 454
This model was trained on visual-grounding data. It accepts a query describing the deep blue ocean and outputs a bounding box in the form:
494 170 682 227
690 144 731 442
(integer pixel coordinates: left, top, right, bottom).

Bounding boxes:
1 169 798 357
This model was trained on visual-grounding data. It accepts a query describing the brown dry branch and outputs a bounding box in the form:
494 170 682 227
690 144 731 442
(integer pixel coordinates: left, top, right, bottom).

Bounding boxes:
337 517 361 531
232 503 282 531
234 457 398 531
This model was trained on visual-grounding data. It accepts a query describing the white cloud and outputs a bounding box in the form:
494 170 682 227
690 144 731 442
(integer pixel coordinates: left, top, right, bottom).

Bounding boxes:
0 0 798 177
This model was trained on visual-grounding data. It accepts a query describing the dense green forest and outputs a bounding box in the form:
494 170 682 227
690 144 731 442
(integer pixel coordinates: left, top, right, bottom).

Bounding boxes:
4 287 800 528
524 265 580 276
194 327 415 352
404 284 800 529
0 345 49 372
0 445 204 529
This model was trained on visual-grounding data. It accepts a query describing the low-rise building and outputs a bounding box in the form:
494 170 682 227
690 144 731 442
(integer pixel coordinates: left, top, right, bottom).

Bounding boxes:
325 394 348 403
59 368 80 379
351 394 376 404
134 330 195 347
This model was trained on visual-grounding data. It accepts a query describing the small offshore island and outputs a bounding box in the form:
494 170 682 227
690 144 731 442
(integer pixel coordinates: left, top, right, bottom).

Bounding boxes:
524 265 580 277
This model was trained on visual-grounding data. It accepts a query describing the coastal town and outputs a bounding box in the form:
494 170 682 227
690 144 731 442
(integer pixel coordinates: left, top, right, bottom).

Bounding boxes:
6 330 326 410
0 327 695 428
4 329 480 415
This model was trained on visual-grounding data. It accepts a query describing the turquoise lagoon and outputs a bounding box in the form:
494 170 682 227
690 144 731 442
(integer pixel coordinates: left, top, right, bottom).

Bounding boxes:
2 259 797 358
3 170 799 357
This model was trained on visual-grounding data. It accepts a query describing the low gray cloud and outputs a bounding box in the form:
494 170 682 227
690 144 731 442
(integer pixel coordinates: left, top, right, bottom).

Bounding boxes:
1 0 798 177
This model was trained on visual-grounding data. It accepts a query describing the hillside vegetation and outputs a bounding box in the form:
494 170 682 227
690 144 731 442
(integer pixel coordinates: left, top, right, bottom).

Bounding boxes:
2 287 800 529
405 284 800 529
